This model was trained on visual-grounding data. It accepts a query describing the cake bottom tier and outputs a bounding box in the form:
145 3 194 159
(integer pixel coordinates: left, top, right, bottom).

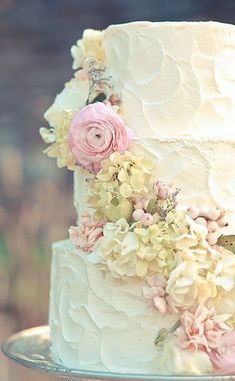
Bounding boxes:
49 240 213 375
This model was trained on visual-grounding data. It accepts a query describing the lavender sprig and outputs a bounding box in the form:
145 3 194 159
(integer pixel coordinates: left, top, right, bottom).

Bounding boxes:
157 188 181 221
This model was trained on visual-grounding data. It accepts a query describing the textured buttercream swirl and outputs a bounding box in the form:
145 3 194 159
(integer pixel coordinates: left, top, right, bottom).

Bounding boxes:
103 21 235 138
49 240 215 374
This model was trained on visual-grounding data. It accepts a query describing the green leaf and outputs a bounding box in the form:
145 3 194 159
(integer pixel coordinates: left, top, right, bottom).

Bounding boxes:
111 197 119 207
91 93 107 104
154 320 181 346
147 199 158 215
217 235 235 254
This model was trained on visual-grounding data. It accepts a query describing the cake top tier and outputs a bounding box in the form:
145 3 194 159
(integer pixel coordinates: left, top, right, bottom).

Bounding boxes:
103 21 235 138
40 21 235 171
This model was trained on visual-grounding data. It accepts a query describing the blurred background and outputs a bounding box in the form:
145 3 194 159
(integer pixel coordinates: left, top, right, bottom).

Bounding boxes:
1 0 235 379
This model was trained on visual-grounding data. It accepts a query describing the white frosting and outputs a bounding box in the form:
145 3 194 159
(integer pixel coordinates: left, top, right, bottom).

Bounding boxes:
73 167 93 224
134 138 235 215
50 240 210 374
103 21 235 138
74 136 235 233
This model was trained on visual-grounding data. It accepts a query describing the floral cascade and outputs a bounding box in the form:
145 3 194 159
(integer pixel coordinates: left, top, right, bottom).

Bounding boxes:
40 30 235 375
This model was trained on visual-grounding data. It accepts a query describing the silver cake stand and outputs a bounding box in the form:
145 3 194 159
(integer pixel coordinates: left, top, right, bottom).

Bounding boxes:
2 325 235 381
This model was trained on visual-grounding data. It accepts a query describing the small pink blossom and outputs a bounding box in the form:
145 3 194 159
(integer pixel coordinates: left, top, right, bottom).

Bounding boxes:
134 198 149 211
141 213 154 226
210 330 235 375
68 102 133 173
177 305 225 353
154 181 171 200
69 215 104 253
132 208 145 221
143 275 177 314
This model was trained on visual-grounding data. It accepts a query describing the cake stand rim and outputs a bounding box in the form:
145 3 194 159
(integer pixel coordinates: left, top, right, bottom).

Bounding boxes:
1 325 235 381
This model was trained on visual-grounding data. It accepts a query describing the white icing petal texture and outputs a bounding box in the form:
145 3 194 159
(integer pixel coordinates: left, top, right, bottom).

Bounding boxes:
49 240 180 374
103 21 235 138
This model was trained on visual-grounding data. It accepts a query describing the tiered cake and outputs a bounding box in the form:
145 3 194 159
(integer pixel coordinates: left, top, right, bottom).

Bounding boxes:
40 21 235 375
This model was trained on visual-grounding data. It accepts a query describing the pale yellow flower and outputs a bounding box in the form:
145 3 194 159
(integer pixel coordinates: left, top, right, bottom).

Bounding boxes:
90 195 235 299
40 110 76 170
134 222 178 278
40 77 89 170
39 127 56 144
90 209 208 280
91 211 184 279
172 214 208 250
91 218 139 278
71 29 105 70
164 213 223 308
166 244 235 310
88 151 154 221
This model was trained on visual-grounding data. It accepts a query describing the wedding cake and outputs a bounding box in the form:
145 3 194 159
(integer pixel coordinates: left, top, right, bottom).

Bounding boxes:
40 21 235 375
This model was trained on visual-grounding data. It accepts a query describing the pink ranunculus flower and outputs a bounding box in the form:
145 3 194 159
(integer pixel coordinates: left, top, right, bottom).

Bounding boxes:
177 305 225 353
69 215 104 253
68 102 133 173
210 330 235 375
143 275 177 314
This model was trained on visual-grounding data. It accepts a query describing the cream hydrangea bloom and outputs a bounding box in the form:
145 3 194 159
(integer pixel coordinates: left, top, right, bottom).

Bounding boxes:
92 217 169 279
71 29 105 70
40 77 89 169
88 151 154 221
90 210 205 280
90 218 139 278
90 204 235 311
172 214 208 250
97 151 154 193
166 243 235 310
134 221 178 278
40 110 76 169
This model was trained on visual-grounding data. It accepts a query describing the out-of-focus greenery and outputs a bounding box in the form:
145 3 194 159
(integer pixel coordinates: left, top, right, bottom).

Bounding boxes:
0 155 75 329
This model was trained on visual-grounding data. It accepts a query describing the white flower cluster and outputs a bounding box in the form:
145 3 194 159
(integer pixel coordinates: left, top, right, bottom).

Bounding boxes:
71 29 105 70
89 212 235 316
40 29 107 170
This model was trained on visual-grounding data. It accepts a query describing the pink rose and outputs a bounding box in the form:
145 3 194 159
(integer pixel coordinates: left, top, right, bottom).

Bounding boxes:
210 330 235 375
68 102 133 173
69 215 104 253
